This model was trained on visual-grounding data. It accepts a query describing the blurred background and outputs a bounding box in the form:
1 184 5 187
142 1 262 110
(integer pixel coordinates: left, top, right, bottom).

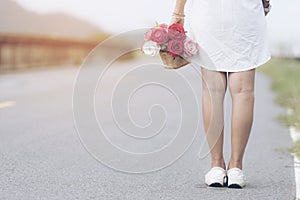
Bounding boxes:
0 0 299 71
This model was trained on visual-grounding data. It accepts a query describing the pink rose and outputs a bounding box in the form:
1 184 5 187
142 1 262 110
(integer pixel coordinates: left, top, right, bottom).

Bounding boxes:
167 40 184 57
150 28 168 44
159 23 168 29
183 39 199 57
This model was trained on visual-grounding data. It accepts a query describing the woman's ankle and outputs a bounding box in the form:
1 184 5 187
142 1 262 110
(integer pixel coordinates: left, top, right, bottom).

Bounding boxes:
211 159 226 169
227 160 243 170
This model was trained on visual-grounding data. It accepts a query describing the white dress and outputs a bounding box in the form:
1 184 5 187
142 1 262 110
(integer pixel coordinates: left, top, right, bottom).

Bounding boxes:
185 0 271 72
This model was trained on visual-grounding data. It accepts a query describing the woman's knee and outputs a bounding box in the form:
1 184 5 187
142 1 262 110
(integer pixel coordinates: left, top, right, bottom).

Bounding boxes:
202 82 227 101
228 70 255 97
229 84 254 96
229 84 255 104
202 76 227 95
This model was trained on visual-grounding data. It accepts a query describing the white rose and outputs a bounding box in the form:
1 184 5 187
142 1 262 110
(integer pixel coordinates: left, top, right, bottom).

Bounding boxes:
142 41 161 56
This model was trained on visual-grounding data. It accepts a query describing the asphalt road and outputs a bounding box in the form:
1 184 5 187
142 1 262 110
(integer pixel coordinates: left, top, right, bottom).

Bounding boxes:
0 58 296 199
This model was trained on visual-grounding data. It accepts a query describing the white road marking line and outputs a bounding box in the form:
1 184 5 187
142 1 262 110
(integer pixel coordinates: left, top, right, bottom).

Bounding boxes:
290 126 300 199
286 108 299 198
0 101 16 109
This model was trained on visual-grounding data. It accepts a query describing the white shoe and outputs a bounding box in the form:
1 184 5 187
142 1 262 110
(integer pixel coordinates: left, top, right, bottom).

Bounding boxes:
205 167 227 187
227 168 246 188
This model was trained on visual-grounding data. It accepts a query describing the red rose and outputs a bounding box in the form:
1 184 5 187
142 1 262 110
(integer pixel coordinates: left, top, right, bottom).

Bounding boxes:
150 28 168 44
168 23 186 40
167 40 184 57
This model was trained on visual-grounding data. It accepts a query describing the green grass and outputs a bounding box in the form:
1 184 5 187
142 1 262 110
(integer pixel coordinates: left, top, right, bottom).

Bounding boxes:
260 57 300 130
259 57 300 157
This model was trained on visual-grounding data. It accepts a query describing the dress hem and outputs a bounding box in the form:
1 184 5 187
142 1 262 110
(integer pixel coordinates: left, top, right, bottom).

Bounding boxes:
196 55 272 72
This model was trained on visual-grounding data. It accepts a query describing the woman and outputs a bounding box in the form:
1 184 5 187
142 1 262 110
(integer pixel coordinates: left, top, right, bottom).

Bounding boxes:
170 0 272 188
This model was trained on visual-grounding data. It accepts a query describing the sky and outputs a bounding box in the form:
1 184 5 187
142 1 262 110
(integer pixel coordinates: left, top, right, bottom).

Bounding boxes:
13 0 300 50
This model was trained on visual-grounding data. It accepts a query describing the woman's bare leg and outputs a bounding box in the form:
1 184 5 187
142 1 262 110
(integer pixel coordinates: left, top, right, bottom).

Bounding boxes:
201 67 227 169
228 69 256 170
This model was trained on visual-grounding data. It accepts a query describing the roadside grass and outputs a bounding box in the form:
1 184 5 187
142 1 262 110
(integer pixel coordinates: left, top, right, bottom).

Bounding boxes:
259 57 300 157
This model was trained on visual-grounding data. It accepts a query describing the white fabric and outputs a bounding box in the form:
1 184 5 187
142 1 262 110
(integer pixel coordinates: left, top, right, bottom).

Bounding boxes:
185 0 271 72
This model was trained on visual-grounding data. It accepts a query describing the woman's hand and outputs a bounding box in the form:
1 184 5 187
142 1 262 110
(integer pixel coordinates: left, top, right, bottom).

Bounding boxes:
262 0 271 16
169 16 184 26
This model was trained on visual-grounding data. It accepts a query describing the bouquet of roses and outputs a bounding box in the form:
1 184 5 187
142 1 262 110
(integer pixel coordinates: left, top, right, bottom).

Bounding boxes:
141 22 199 69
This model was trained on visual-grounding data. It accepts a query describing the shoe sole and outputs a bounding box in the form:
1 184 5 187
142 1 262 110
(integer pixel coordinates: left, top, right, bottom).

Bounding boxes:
228 184 243 189
208 183 224 187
